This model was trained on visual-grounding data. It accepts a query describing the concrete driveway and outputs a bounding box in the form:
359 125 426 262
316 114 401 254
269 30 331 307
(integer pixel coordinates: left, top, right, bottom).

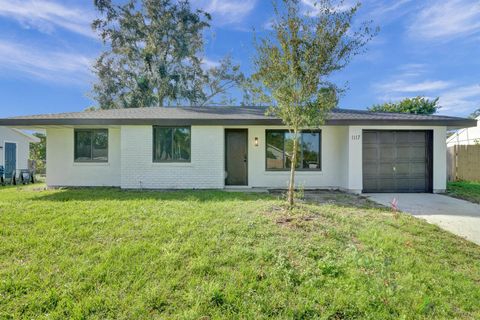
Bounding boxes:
366 193 480 245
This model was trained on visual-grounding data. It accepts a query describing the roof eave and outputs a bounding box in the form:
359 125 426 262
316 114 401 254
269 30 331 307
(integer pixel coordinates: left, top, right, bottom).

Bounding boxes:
327 119 477 127
0 118 476 127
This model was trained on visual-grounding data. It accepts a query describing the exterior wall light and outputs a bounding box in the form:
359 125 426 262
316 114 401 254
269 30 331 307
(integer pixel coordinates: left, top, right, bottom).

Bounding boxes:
254 137 259 147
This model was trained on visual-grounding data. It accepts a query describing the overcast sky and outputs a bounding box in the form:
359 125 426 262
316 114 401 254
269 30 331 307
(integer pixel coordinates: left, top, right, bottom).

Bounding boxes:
0 0 479 117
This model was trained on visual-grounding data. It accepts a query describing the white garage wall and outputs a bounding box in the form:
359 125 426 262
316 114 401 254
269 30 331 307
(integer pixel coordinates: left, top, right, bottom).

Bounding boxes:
347 126 447 193
120 126 224 189
46 127 121 187
0 127 31 170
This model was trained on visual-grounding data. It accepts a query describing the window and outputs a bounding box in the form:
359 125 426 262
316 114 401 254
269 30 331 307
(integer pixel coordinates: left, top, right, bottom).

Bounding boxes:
266 130 321 170
153 126 191 162
74 129 108 162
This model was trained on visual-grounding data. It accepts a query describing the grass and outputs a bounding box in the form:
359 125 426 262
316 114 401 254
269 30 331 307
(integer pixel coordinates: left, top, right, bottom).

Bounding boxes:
0 185 479 319
447 180 480 204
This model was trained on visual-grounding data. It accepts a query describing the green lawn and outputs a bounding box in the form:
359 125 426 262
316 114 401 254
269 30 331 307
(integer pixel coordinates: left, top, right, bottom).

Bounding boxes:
0 186 479 319
447 180 480 204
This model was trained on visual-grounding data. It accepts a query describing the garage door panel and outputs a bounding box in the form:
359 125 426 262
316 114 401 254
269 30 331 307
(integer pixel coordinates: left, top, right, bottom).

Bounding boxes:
395 179 412 191
363 130 432 193
363 131 378 144
363 147 378 161
394 163 410 176
412 178 427 189
410 131 427 142
363 163 378 176
395 146 411 160
395 131 412 143
411 164 426 175
396 179 425 191
378 178 396 190
379 132 395 143
379 163 394 175
379 146 395 160
363 179 378 191
410 146 426 159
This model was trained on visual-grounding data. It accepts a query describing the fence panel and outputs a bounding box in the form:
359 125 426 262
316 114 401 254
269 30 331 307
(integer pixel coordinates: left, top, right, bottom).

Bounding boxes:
447 146 456 181
448 145 480 181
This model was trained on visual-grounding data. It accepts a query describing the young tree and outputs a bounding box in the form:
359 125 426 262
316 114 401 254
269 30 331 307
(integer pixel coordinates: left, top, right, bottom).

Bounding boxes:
92 0 243 108
251 0 376 206
368 97 440 115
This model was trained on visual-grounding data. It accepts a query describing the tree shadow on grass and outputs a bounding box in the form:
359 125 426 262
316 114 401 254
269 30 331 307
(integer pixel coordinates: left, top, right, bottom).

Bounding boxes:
30 187 277 203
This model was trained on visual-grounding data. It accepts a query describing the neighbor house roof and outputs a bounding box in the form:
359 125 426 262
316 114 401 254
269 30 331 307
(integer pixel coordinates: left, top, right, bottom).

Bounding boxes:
0 106 475 127
0 127 40 143
11 128 41 143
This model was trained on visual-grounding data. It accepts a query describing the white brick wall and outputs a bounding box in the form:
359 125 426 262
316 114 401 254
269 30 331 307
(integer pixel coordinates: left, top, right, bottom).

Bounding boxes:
247 125 349 189
46 127 121 187
43 124 448 193
120 126 224 189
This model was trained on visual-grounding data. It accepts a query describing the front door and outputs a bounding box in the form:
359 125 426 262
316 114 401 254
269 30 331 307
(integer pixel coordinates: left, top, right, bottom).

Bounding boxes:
225 129 248 186
4 142 16 179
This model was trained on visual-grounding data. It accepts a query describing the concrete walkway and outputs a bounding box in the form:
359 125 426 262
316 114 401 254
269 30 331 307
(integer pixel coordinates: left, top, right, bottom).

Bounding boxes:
366 193 480 245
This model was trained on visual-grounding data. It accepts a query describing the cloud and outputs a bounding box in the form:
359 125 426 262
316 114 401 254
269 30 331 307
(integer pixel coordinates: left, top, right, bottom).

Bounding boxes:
262 18 274 31
0 39 93 85
374 64 480 116
409 0 480 41
201 57 220 69
193 0 257 24
367 0 415 19
375 64 451 95
396 63 427 78
0 0 95 38
439 84 480 114
377 80 452 93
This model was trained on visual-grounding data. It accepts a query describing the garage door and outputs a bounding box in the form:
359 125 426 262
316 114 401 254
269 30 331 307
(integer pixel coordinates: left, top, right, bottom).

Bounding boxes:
363 130 433 193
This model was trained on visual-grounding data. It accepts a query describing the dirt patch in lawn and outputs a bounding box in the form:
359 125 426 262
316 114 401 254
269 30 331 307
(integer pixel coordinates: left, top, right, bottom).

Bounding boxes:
269 189 386 209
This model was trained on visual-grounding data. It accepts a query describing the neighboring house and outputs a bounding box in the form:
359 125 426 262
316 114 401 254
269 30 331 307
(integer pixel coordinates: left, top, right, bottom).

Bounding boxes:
0 107 475 193
0 127 40 178
447 116 480 147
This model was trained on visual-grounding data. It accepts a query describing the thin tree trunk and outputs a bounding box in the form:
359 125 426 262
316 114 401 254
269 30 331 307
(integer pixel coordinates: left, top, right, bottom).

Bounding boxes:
158 91 164 107
287 130 299 207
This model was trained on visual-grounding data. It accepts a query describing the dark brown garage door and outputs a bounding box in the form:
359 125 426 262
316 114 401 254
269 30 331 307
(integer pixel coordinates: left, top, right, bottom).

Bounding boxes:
363 130 433 193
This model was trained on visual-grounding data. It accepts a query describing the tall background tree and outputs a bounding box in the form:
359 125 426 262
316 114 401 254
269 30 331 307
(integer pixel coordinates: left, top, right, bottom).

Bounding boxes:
469 108 480 119
92 0 244 108
368 97 440 115
251 0 376 206
30 133 46 174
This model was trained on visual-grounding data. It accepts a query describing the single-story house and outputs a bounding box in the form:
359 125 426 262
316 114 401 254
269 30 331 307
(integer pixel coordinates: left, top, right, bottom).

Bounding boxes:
0 107 475 193
447 116 480 147
0 126 40 178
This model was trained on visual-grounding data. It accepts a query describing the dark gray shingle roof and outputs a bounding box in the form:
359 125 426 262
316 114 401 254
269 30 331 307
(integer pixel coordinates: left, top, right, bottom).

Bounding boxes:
0 106 475 127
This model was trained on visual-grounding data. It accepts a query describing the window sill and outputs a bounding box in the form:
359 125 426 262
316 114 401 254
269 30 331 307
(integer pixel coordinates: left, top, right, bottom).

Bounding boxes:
73 162 110 166
152 162 193 167
264 170 323 174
